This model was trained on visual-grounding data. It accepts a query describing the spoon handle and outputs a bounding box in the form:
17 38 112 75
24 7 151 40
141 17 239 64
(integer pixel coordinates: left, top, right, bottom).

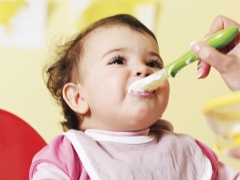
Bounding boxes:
165 27 239 78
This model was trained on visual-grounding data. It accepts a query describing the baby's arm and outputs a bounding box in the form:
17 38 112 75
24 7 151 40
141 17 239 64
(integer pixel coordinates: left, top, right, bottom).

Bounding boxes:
196 140 240 179
29 134 82 179
32 163 70 180
217 161 240 180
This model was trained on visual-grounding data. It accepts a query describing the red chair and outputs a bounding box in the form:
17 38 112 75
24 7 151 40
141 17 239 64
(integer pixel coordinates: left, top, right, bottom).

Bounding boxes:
0 109 47 180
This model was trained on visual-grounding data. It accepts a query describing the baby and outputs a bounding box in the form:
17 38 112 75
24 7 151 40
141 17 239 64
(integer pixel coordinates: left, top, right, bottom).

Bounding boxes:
30 14 240 179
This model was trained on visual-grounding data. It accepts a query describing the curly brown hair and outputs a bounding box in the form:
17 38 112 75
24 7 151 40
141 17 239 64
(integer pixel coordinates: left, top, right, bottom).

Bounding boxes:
45 14 158 131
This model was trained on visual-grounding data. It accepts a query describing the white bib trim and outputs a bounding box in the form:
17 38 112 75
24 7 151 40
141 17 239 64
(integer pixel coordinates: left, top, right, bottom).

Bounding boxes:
201 156 213 180
84 129 155 144
63 131 101 180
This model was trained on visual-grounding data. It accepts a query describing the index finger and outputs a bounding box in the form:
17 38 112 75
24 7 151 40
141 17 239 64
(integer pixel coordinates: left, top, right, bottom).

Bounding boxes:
208 15 240 36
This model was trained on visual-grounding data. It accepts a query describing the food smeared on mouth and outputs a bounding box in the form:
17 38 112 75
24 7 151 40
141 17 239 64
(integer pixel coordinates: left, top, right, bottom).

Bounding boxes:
128 69 168 93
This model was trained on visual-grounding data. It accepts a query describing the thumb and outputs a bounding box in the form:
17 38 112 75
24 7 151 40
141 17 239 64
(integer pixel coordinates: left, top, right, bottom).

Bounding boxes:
191 42 230 73
224 146 240 159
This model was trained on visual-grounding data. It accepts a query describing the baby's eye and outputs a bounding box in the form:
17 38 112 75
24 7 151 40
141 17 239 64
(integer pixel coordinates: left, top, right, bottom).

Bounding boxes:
146 60 163 69
112 59 124 65
109 55 125 65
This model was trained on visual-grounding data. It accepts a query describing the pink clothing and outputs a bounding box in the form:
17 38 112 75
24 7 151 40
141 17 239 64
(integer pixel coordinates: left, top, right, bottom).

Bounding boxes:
196 140 219 179
30 121 240 180
30 134 89 180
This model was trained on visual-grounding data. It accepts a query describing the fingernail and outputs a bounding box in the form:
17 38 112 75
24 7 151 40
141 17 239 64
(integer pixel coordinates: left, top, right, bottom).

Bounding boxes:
190 41 200 54
197 67 203 79
222 150 231 157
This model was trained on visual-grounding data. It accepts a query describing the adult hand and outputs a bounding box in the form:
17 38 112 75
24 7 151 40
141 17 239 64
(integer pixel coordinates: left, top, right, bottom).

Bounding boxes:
190 15 240 91
225 147 240 159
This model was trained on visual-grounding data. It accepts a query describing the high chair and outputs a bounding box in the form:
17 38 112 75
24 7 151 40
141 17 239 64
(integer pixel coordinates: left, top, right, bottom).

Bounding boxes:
0 109 47 180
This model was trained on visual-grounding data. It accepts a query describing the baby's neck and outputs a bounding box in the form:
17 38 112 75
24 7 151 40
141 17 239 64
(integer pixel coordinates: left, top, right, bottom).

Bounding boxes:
83 128 153 144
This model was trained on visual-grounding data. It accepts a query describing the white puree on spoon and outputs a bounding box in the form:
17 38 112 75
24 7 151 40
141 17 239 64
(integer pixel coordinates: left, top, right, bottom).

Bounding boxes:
128 69 169 93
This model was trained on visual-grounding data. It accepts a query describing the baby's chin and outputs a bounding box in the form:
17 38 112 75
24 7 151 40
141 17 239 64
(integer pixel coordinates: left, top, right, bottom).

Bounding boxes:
119 118 158 132
130 108 162 123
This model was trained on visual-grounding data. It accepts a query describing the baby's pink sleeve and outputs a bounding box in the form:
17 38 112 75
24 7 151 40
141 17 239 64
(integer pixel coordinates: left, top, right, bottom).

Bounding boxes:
31 162 71 179
29 134 83 180
196 140 240 180
217 161 240 180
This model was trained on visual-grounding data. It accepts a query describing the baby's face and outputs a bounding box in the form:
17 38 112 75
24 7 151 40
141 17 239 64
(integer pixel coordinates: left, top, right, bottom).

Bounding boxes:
79 26 169 131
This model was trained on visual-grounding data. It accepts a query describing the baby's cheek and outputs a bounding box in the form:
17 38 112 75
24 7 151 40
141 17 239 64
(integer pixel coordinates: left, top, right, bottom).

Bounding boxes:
156 83 169 110
157 80 170 97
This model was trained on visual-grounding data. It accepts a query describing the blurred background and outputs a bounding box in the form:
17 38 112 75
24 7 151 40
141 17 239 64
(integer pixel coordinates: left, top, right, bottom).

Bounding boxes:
0 0 239 169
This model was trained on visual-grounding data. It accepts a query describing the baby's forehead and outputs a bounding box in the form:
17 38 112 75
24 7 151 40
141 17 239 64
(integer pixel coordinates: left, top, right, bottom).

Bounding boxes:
86 25 131 40
81 25 159 59
82 25 130 51
83 25 156 48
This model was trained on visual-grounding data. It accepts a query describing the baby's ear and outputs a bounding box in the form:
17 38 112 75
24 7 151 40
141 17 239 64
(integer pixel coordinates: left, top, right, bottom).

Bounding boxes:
62 83 89 114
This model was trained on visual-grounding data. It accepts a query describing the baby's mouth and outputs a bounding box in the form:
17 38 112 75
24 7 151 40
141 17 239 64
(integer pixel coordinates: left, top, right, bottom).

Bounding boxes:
129 90 156 95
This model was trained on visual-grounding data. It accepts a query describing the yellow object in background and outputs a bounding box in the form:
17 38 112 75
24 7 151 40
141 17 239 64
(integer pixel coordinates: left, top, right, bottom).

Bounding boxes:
0 0 26 27
75 0 159 32
0 0 47 49
203 91 240 155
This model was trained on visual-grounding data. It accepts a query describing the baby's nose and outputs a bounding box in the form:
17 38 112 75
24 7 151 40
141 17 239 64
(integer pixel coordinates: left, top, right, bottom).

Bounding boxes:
133 64 152 77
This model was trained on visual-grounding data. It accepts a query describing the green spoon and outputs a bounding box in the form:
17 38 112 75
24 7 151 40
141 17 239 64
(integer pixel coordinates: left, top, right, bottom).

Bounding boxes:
128 27 239 93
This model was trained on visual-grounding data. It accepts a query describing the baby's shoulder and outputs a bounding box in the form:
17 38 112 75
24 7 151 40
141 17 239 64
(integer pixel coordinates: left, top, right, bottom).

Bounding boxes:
33 134 78 161
30 134 81 178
